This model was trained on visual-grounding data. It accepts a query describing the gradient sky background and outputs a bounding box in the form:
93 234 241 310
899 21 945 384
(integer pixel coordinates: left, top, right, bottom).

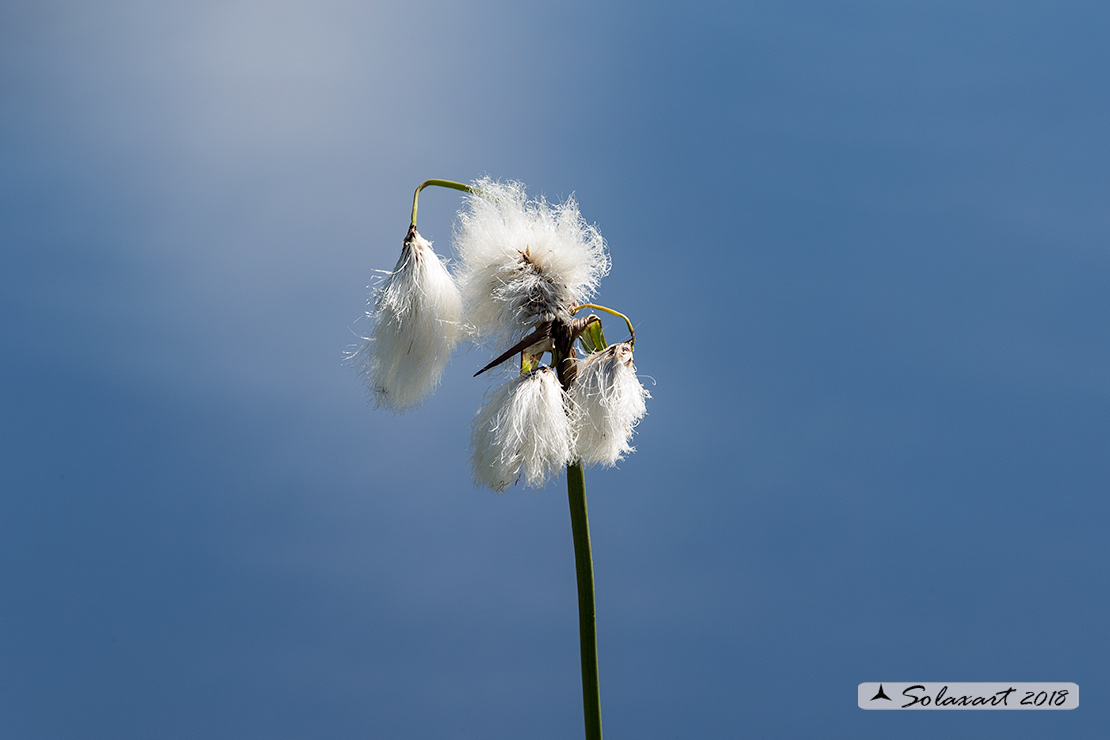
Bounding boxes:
2 1 1108 738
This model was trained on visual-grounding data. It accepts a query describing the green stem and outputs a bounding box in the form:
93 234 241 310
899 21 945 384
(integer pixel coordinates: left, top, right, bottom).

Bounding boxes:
573 303 636 345
566 462 603 740
410 179 473 227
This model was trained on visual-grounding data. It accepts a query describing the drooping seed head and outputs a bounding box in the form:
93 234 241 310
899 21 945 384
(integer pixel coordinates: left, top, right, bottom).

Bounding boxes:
351 228 462 411
471 367 575 491
570 342 649 466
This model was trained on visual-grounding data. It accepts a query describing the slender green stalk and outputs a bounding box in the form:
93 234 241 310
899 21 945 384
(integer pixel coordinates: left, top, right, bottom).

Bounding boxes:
566 461 603 740
573 303 636 345
410 179 473 227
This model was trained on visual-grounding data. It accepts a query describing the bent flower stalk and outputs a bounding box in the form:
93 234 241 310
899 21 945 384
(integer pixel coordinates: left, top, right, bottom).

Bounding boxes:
350 177 649 740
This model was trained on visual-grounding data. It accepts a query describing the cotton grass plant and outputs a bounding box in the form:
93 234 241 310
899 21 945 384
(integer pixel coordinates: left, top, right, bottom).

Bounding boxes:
350 178 649 740
353 226 462 411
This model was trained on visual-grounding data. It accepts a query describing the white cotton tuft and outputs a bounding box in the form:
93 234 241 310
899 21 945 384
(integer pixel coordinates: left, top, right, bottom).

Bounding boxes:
350 229 462 411
454 178 611 346
570 343 649 466
471 367 574 491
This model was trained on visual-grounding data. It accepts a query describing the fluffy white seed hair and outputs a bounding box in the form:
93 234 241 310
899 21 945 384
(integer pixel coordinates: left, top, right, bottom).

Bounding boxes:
570 343 649 466
351 229 462 411
454 178 611 346
471 367 574 491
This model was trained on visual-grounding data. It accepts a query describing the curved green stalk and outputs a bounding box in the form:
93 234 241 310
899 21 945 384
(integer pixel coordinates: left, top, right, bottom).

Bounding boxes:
410 179 474 227
573 303 635 345
566 461 603 740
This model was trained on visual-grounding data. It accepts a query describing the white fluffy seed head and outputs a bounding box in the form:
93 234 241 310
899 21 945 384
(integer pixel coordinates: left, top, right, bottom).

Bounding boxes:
471 367 574 491
350 229 462 411
570 343 649 466
454 178 611 347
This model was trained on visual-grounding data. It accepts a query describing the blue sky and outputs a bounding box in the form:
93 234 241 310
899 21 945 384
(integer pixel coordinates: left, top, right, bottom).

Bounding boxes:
2 1 1108 738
